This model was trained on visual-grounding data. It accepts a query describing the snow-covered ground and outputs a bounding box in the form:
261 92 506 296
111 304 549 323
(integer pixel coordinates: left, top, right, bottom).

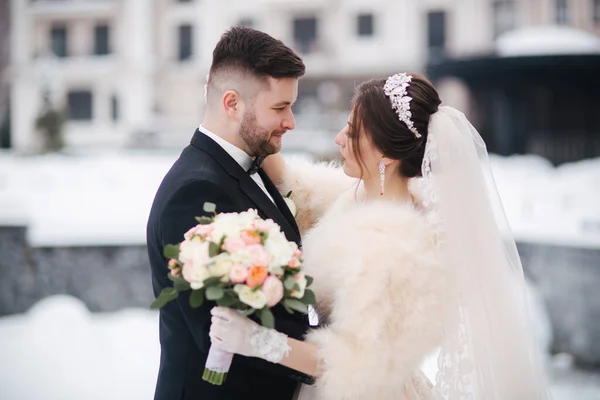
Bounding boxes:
0 150 598 249
0 150 599 398
0 295 598 400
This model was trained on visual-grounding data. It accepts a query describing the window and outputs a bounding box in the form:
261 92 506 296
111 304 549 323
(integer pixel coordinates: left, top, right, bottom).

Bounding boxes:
238 18 255 28
178 24 193 61
493 1 515 38
556 0 569 24
111 95 119 121
94 24 110 55
594 0 600 25
67 91 93 121
357 13 374 37
427 11 446 63
293 17 318 53
50 25 68 57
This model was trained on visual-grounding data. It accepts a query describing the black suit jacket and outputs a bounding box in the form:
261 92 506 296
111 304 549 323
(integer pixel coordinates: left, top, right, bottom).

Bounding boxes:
147 130 313 400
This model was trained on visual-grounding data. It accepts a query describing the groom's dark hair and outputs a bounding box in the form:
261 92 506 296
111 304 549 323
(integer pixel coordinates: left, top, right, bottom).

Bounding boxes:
208 26 305 89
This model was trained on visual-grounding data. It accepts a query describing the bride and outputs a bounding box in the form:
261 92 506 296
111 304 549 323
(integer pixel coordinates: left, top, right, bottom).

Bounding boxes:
208 73 550 399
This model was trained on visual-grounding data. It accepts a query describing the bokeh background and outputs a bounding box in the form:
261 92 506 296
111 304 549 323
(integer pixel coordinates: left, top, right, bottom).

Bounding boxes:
0 0 599 399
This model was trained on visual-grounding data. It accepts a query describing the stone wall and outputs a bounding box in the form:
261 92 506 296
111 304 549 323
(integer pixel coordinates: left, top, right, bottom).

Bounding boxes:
1 224 600 366
0 226 152 315
519 242 600 367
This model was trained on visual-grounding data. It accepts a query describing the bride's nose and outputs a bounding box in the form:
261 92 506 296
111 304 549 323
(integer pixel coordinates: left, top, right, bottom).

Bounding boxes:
335 129 345 147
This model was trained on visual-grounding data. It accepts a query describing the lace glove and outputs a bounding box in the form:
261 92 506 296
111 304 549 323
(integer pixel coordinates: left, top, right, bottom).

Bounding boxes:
209 306 291 363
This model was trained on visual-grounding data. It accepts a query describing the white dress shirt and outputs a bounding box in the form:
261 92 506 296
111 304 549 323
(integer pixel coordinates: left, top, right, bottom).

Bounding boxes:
198 125 275 204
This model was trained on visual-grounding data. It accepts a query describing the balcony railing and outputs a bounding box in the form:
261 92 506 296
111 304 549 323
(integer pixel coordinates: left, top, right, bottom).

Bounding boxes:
29 0 119 16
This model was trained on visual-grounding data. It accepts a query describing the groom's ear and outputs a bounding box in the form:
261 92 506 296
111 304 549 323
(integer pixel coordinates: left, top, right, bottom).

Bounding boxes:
223 90 243 120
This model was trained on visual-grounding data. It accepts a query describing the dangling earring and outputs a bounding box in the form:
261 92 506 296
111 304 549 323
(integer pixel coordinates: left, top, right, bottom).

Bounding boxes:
378 160 386 195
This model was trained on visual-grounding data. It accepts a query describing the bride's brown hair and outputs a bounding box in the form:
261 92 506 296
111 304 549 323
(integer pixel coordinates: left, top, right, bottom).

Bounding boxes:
348 73 441 179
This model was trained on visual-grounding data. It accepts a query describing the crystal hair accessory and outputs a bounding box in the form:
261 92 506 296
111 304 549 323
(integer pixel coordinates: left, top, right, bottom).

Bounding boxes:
383 73 421 139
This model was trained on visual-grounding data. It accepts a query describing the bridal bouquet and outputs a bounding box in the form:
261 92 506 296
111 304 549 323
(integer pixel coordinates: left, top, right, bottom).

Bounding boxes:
151 202 315 385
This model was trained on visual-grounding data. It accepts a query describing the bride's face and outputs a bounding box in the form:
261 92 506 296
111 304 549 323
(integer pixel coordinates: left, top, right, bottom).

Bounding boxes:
335 112 380 180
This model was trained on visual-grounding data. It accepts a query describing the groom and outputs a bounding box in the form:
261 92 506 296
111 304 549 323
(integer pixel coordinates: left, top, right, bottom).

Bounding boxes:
146 27 313 400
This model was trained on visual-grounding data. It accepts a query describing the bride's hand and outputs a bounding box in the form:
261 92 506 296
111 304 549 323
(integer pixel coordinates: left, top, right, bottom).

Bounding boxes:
209 307 290 363
262 153 287 186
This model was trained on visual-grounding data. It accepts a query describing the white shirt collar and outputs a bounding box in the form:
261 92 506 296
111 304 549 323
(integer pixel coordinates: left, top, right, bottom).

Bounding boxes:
198 124 253 171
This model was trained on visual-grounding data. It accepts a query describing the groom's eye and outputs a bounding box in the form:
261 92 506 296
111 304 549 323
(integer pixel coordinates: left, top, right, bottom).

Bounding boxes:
274 107 285 112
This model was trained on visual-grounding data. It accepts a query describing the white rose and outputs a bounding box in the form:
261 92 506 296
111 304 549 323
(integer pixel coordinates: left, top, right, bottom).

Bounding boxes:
236 209 259 229
179 236 205 264
283 197 297 218
234 284 268 309
182 261 210 290
265 233 296 272
291 272 307 299
208 253 234 281
211 213 243 243
192 241 210 270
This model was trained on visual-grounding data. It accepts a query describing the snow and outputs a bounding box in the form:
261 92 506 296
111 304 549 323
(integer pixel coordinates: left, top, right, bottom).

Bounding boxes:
0 295 159 400
496 26 600 57
1 150 598 248
0 295 598 399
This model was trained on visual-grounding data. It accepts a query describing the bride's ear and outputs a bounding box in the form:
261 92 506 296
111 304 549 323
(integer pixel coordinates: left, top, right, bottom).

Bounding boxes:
381 157 397 168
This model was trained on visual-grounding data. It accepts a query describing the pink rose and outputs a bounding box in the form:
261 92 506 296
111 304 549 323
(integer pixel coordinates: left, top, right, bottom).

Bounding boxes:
240 230 262 246
222 236 246 254
262 276 284 307
252 218 276 233
244 244 270 267
287 256 301 269
293 249 302 259
229 263 249 284
194 224 214 238
184 226 197 241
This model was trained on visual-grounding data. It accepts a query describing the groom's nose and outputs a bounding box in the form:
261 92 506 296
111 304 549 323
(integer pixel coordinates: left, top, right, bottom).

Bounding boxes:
282 111 296 130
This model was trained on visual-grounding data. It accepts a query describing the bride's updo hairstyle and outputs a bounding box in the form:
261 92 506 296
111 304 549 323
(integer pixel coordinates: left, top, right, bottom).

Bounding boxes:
349 73 441 178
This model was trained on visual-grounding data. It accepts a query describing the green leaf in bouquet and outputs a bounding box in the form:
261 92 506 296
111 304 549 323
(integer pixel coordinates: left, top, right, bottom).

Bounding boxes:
209 242 219 258
150 287 179 309
258 308 275 329
283 298 308 314
282 303 294 314
168 274 190 291
240 308 256 317
305 275 314 288
203 202 217 213
189 288 205 308
206 286 225 300
284 277 297 291
300 289 316 306
285 191 292 198
195 216 213 225
174 280 191 292
163 244 180 260
203 276 222 287
215 291 236 307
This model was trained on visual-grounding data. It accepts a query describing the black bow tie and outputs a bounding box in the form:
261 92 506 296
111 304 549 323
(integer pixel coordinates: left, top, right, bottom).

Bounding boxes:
247 156 265 175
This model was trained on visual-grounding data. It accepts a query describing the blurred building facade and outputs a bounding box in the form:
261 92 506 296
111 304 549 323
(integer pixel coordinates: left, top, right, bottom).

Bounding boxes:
8 0 600 158
0 0 10 149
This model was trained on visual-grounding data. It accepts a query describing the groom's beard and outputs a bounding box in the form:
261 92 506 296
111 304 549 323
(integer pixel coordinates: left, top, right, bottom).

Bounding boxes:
239 111 283 157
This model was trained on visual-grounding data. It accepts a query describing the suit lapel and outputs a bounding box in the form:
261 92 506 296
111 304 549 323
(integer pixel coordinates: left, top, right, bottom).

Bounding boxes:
259 169 300 239
191 130 300 245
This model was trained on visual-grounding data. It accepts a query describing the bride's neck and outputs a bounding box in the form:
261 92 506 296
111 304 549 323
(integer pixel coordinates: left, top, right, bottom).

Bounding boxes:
363 173 412 202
